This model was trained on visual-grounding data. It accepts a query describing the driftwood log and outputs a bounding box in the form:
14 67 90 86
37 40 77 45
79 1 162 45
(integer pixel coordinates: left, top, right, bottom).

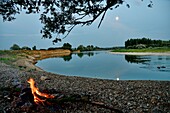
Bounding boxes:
46 94 123 113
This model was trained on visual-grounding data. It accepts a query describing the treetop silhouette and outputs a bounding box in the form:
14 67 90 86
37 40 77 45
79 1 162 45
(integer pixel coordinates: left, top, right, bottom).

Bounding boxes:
0 0 153 43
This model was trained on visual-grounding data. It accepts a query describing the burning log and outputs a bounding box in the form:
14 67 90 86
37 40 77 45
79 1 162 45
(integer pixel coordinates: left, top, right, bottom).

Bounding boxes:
47 95 123 113
27 78 54 105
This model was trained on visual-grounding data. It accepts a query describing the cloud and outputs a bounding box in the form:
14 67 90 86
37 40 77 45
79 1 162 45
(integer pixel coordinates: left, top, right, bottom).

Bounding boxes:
0 34 41 37
0 34 16 37
133 0 143 6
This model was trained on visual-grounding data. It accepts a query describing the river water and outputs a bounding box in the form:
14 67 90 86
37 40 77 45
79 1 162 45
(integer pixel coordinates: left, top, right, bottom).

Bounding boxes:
36 51 170 80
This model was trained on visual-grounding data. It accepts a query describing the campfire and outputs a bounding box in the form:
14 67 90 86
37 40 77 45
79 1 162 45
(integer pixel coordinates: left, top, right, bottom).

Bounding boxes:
27 78 54 105
1 78 123 112
25 78 123 112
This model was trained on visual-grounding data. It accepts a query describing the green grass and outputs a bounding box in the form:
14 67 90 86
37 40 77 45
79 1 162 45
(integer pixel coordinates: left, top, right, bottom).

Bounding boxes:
0 58 11 61
112 47 170 53
0 58 12 64
0 50 18 64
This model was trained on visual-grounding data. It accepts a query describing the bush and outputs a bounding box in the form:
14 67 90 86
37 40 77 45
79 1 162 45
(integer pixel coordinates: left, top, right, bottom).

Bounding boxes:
62 43 72 50
10 44 20 50
21 46 31 50
32 46 36 50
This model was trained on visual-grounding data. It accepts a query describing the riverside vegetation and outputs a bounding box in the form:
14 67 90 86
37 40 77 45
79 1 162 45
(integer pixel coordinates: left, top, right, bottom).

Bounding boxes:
112 47 170 53
112 38 170 53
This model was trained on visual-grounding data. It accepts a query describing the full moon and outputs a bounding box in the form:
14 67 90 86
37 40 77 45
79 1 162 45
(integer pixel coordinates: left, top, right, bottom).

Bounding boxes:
115 16 119 21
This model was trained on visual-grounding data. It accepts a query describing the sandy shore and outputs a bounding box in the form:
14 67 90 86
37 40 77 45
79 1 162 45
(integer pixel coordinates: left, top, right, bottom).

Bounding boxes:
110 52 170 56
0 50 170 112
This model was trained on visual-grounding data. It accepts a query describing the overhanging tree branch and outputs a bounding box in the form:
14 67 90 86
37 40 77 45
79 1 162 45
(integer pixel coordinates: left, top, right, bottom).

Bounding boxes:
0 0 153 43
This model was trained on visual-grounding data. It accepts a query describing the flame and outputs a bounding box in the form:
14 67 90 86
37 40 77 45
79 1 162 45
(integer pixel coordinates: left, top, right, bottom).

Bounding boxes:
27 78 54 104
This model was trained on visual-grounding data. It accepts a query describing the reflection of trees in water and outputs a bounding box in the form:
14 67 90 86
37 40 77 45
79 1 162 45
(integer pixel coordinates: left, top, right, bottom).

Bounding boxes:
125 55 151 64
62 52 96 61
125 55 170 72
77 53 83 58
62 55 72 61
166 57 170 60
87 52 94 57
77 52 95 58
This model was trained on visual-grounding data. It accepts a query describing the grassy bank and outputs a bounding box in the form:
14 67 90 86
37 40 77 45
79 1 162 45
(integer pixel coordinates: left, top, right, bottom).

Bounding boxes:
112 47 170 53
0 50 18 64
0 49 71 69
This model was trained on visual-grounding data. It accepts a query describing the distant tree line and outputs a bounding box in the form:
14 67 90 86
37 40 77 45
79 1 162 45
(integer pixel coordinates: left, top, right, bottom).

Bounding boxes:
76 45 100 51
10 43 121 51
10 43 72 51
49 43 121 52
125 38 170 49
10 44 36 50
48 43 72 50
48 44 100 51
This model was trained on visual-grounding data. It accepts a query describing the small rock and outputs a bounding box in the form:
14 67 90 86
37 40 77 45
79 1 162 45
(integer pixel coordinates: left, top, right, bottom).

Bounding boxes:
152 107 163 113
40 76 49 81
151 97 157 104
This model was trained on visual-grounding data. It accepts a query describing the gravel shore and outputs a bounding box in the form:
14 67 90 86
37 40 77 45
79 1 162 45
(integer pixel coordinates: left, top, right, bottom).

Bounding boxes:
0 62 170 113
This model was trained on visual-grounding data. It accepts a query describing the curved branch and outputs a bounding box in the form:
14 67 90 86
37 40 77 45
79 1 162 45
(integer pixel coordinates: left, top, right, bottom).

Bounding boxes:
62 25 76 39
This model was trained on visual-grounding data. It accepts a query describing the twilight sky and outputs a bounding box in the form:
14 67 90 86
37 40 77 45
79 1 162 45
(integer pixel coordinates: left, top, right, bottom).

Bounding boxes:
0 0 170 50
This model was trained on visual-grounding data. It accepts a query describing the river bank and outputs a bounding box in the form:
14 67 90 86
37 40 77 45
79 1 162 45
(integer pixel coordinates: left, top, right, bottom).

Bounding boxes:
0 50 170 112
110 52 170 56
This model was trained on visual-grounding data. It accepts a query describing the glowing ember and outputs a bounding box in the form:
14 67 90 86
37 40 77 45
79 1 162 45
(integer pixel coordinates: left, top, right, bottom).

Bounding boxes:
27 78 54 104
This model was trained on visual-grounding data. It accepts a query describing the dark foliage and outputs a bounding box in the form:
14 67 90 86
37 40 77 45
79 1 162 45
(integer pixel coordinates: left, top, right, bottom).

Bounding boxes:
77 45 99 51
125 55 151 64
21 46 31 50
10 44 20 50
62 55 72 61
62 43 72 50
0 0 153 43
125 38 170 48
32 46 37 50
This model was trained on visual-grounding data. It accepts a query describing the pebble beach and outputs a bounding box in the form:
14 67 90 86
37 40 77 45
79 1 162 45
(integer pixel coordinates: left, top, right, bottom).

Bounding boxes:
0 61 170 112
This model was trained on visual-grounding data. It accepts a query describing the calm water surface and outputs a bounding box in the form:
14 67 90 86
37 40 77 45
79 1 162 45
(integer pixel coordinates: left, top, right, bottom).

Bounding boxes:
36 51 170 80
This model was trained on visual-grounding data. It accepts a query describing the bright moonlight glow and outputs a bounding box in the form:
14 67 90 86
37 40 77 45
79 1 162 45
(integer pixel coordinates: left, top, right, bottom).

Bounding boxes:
115 16 119 21
116 77 120 81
